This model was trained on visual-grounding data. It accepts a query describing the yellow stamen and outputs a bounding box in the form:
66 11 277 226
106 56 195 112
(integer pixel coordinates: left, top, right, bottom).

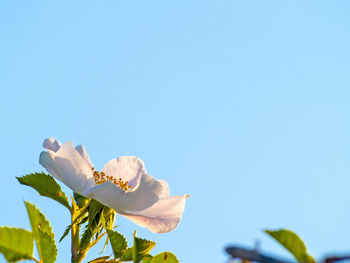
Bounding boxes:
92 169 131 191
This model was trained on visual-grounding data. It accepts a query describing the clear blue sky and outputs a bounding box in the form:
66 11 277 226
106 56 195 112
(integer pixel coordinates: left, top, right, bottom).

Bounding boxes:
1 1 350 262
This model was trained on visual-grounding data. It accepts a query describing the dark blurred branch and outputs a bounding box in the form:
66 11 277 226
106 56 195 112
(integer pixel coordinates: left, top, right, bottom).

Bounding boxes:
225 246 291 263
324 256 350 263
226 245 350 263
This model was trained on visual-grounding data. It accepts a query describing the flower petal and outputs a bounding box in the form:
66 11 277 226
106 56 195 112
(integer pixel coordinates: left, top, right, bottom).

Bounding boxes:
43 138 62 152
42 138 93 169
120 194 190 233
39 141 95 193
158 180 170 198
82 173 169 212
75 145 93 169
101 157 146 188
39 151 63 181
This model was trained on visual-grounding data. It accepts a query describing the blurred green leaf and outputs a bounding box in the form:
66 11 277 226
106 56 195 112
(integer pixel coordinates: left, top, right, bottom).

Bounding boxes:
150 252 179 263
17 172 70 210
107 230 127 259
0 227 34 262
265 229 315 263
133 231 156 263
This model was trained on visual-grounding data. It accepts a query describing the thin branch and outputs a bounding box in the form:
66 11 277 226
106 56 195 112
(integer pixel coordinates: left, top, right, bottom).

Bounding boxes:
324 255 350 263
226 245 350 263
31 257 40 263
225 246 292 263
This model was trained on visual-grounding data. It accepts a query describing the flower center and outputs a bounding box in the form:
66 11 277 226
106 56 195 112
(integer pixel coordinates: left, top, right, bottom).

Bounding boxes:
92 167 132 191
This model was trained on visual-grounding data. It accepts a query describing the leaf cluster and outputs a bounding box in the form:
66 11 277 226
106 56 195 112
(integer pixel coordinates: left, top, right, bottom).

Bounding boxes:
0 202 57 263
88 230 178 263
0 172 179 263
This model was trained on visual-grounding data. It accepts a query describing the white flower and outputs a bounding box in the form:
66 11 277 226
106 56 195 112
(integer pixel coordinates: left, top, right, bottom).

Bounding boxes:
39 138 189 233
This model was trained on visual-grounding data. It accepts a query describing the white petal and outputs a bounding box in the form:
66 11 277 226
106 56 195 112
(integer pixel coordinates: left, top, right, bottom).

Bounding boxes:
82 174 169 211
75 145 93 169
39 151 63 181
43 138 62 152
120 194 190 233
43 139 93 169
101 157 146 188
39 141 95 193
158 180 170 198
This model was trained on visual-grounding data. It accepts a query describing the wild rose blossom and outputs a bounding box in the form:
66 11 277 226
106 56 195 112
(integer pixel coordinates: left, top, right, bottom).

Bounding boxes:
39 138 189 233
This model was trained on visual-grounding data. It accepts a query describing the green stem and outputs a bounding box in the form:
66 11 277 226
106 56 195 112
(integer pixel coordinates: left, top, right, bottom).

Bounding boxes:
71 204 81 263
31 257 40 263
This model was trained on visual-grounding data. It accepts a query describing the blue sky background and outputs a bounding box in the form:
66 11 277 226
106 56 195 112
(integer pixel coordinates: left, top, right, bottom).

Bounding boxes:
1 1 350 262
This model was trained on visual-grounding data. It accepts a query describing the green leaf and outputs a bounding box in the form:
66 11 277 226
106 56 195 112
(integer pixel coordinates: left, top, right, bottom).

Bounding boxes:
79 199 106 251
87 256 110 263
141 255 153 263
17 172 70 210
38 228 57 263
88 200 104 227
80 227 94 251
119 248 133 261
86 232 107 252
59 224 72 243
25 202 56 263
264 229 315 263
25 202 53 236
60 204 89 243
0 227 34 262
80 206 103 251
150 252 179 263
133 231 156 263
74 192 90 208
99 208 115 255
102 206 115 230
100 235 109 254
107 230 128 259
